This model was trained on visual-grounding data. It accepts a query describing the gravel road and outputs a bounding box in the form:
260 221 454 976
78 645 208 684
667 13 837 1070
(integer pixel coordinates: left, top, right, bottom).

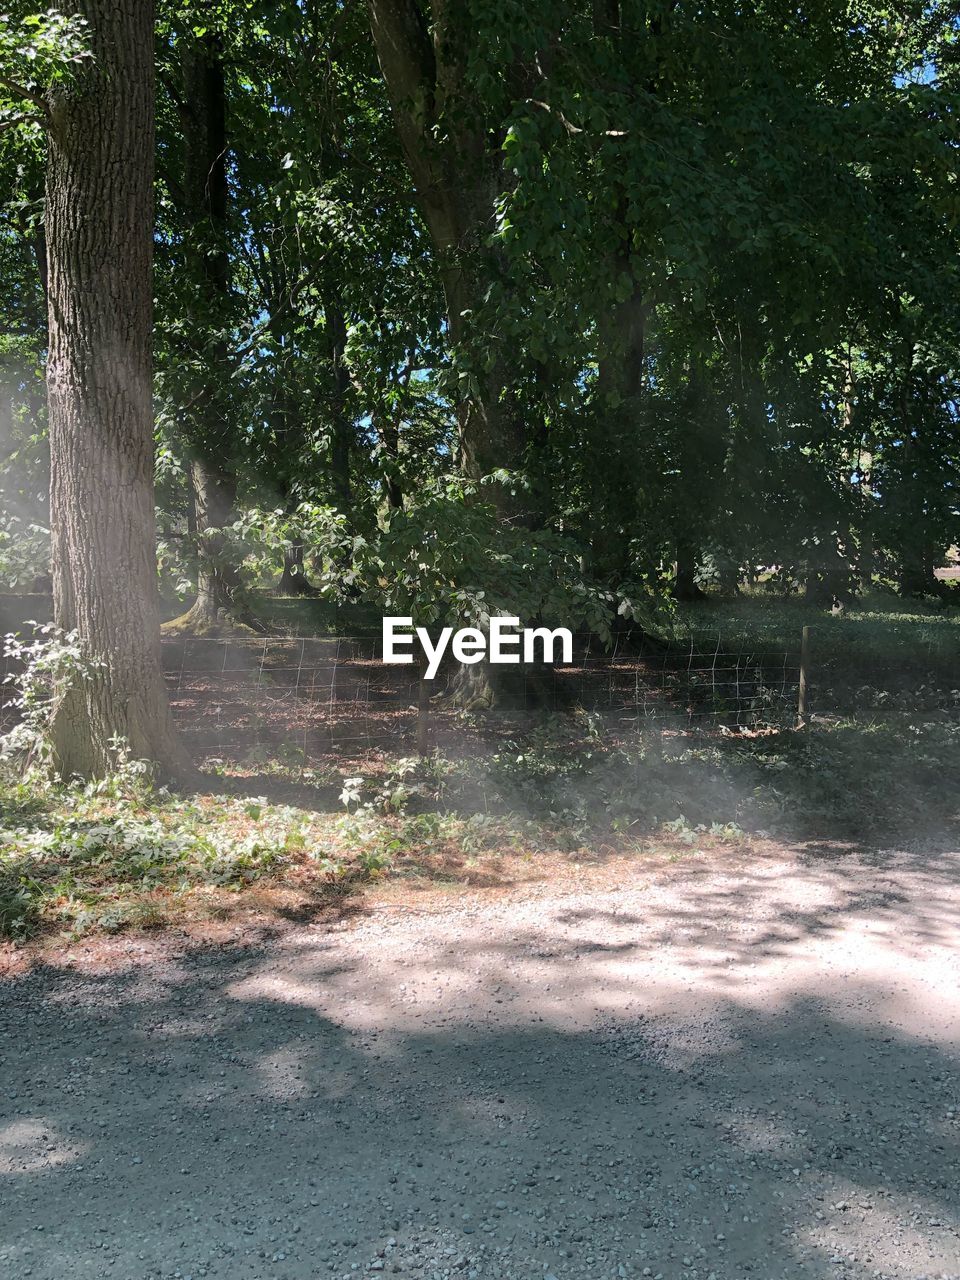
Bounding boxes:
2 839 959 1280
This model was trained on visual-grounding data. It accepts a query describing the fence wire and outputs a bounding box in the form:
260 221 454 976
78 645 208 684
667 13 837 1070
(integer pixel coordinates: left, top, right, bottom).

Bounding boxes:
4 624 957 775
81 631 804 767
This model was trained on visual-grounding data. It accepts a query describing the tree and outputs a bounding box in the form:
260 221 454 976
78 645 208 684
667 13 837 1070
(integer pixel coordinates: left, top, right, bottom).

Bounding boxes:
41 0 192 779
159 23 251 629
366 0 531 520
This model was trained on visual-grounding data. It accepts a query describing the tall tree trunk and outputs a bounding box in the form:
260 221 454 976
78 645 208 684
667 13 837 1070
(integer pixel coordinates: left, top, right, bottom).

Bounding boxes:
376 412 404 511
176 35 246 627
367 0 528 525
325 295 353 514
716 555 740 597
857 528 875 586
368 0 532 710
267 335 319 599
184 462 246 625
186 460 245 621
897 531 942 597
277 539 316 596
440 257 528 523
259 238 322 597
592 277 649 580
45 0 192 782
674 538 705 601
893 341 941 598
435 258 531 706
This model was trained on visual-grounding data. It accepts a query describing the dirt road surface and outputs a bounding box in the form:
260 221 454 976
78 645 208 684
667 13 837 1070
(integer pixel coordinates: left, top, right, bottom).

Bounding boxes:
2 840 959 1280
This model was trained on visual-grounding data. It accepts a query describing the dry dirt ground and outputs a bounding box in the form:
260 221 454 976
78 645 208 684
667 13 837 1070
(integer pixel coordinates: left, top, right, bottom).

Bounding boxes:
1 839 958 1280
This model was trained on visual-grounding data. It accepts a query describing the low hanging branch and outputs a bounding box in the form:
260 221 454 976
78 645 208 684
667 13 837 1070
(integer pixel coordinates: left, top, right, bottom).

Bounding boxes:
0 72 49 108
525 97 628 137
0 111 45 133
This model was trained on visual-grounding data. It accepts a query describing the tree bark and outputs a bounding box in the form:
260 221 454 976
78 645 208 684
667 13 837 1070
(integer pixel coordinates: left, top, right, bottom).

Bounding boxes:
898 530 941 598
368 0 535 710
182 460 247 624
277 540 317 596
592 276 649 579
376 411 404 511
256 232 320 596
893 342 942 599
441 636 563 714
45 0 193 782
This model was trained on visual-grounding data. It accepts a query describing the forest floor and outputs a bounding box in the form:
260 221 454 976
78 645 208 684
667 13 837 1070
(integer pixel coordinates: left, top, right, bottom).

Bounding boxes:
1 833 959 1280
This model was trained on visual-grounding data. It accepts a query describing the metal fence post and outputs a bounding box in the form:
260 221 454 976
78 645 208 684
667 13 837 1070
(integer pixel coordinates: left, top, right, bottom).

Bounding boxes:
797 625 811 728
645 716 664 762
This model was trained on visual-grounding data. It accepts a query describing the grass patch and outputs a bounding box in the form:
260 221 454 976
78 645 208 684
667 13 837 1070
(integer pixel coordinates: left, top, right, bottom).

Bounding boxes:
0 781 314 940
668 591 960 673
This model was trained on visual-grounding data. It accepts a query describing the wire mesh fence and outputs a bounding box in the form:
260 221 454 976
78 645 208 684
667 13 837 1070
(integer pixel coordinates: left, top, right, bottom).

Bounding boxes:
5 624 953 773
144 631 803 766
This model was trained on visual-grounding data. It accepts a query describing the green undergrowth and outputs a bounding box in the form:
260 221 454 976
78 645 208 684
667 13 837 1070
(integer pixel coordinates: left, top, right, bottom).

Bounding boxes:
461 703 959 843
2 601 957 942
0 773 311 940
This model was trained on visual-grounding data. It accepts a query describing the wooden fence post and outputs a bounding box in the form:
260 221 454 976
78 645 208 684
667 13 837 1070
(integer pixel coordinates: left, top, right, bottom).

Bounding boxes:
797 625 811 728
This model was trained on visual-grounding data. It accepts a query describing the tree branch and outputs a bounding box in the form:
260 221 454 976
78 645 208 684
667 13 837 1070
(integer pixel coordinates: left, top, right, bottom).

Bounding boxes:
0 73 47 110
367 0 447 209
0 111 43 133
367 0 436 132
235 255 332 360
526 97 627 137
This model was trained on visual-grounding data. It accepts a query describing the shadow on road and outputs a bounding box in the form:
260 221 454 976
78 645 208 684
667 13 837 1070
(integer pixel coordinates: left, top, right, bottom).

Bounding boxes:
1 842 958 1279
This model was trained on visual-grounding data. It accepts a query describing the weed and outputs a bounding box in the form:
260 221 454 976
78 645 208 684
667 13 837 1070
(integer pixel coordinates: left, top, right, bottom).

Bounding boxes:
2 624 103 779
